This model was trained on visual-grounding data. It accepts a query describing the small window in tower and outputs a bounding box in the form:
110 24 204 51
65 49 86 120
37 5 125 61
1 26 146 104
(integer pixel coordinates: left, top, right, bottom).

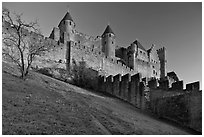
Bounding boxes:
104 41 106 44
109 34 111 37
153 70 155 74
70 21 72 25
140 51 142 54
152 65 154 68
112 41 114 44
58 59 62 63
156 72 157 75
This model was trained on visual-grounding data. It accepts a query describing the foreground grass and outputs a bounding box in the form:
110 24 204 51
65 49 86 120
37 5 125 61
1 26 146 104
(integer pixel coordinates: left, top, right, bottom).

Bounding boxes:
2 62 195 135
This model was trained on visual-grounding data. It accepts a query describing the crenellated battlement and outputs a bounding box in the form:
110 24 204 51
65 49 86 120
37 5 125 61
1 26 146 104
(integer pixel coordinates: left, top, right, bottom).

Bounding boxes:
148 76 200 93
156 47 166 53
98 72 146 109
186 81 200 91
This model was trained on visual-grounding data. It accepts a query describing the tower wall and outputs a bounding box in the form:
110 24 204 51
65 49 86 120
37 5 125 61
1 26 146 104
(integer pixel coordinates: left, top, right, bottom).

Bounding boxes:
58 20 75 42
148 45 160 79
64 20 75 41
126 43 137 70
102 33 115 58
157 47 166 79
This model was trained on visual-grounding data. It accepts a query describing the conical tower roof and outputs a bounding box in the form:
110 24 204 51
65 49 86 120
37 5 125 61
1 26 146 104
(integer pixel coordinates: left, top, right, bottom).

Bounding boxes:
58 11 74 27
102 25 115 36
62 12 73 22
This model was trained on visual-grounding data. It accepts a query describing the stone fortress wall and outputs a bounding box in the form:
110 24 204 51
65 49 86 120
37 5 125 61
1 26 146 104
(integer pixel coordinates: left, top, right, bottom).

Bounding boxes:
48 11 167 79
2 21 67 70
99 71 201 132
3 20 136 77
49 20 138 76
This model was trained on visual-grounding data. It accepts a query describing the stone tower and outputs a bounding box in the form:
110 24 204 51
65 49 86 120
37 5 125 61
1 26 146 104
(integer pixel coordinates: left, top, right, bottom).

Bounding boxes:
127 42 137 70
101 25 116 58
58 11 75 43
157 47 166 79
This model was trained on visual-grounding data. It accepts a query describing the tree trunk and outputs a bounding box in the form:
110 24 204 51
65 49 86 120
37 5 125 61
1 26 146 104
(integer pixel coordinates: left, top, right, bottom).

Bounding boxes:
21 69 25 79
25 64 31 77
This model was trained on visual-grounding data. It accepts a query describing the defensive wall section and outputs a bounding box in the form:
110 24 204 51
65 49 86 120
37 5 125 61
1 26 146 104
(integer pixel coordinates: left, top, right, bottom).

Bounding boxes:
50 26 102 51
67 41 137 76
3 21 67 70
97 70 202 132
49 24 139 77
148 78 202 132
98 73 146 110
135 58 151 78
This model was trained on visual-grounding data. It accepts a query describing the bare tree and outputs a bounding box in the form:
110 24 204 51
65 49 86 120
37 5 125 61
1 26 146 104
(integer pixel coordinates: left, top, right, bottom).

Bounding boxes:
2 7 47 79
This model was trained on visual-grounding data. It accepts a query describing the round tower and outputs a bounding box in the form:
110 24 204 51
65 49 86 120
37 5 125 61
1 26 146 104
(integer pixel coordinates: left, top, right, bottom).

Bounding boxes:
58 11 75 42
101 25 116 58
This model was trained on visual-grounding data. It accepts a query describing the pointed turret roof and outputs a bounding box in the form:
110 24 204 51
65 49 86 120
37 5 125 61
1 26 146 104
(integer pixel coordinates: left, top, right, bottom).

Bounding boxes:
62 12 73 22
133 40 146 51
102 25 115 36
58 11 74 27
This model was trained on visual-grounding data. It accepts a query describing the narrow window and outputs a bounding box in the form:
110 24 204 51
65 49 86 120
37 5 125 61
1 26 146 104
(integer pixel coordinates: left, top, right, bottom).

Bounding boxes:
109 34 111 37
104 41 106 44
112 41 114 44
70 21 72 25
59 59 62 63
140 51 142 54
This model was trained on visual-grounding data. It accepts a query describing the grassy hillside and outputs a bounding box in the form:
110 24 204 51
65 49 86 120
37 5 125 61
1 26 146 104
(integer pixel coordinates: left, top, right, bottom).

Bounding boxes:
2 62 196 135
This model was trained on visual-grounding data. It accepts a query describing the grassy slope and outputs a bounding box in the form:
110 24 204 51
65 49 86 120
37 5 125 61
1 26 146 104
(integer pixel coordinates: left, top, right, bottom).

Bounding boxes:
2 62 194 135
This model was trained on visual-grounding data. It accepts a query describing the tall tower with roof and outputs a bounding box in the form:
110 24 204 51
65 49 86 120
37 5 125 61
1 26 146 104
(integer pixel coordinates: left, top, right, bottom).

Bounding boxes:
58 11 75 43
101 25 116 58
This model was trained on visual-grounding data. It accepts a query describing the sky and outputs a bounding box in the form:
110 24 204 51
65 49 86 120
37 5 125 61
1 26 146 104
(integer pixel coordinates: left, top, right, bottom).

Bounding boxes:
2 2 202 89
